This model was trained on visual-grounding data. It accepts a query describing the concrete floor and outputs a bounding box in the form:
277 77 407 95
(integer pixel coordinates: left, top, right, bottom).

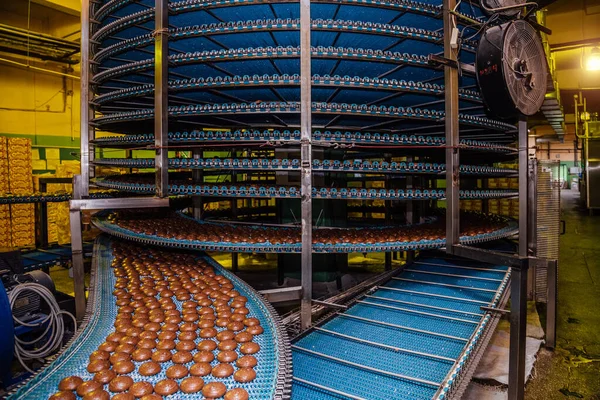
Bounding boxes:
525 190 600 399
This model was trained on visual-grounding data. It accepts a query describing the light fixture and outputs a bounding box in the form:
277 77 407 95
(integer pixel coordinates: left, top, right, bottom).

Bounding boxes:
586 47 600 71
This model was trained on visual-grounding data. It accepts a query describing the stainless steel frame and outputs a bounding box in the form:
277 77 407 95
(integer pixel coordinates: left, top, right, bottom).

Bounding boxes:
79 0 92 197
154 0 169 197
444 0 460 250
70 0 172 320
299 0 313 331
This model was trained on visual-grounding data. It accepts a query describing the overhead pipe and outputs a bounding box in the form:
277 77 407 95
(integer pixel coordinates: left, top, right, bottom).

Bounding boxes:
0 57 79 79
0 24 80 51
574 93 590 139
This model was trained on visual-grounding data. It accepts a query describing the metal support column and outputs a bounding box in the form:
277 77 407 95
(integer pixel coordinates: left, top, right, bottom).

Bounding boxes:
154 0 169 197
35 178 73 248
546 259 557 349
443 0 460 250
384 156 392 271
527 159 538 298
79 0 92 197
406 156 415 263
518 118 528 257
70 175 86 321
192 149 203 220
509 260 528 400
299 0 313 331
35 180 49 249
231 165 238 273
481 178 489 215
508 117 530 400
73 0 92 320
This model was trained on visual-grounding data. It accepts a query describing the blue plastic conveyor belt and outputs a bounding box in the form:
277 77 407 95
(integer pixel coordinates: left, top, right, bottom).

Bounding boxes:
291 257 511 400
8 235 291 399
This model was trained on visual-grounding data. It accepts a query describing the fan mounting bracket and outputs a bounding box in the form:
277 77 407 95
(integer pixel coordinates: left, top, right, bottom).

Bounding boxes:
428 54 458 69
427 54 476 74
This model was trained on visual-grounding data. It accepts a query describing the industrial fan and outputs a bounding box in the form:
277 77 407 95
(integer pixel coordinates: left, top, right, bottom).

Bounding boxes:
476 19 548 119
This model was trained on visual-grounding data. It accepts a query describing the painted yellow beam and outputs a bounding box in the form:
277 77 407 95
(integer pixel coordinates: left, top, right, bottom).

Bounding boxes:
30 0 80 16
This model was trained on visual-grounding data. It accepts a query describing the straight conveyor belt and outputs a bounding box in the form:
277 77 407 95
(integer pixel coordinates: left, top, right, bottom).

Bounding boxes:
291 257 510 400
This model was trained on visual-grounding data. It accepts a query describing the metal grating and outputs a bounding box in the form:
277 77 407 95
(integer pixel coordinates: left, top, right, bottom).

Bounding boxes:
534 160 560 303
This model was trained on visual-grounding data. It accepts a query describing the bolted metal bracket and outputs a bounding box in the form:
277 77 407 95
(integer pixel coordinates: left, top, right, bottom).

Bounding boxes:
312 299 348 310
428 53 459 69
481 306 510 315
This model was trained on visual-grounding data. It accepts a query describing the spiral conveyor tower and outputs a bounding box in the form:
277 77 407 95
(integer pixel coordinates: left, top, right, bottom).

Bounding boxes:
88 0 519 252
8 0 526 399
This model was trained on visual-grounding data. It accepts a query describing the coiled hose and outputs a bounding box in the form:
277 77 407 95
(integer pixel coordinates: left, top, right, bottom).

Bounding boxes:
8 282 77 373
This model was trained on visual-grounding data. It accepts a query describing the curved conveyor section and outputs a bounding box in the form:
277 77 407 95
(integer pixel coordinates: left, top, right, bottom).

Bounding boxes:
90 130 516 153
291 256 511 400
92 211 518 253
92 158 517 177
7 235 291 400
94 173 518 201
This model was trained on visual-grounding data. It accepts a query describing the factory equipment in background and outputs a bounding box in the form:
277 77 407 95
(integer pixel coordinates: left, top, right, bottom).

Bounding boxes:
578 111 600 213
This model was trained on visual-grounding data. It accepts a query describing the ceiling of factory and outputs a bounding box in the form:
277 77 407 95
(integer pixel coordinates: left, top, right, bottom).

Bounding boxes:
546 0 600 115
0 0 80 67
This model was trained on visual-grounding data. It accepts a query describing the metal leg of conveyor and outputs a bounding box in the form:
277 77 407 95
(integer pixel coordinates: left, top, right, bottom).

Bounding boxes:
508 117 530 400
70 175 86 321
509 262 528 400
384 252 392 271
546 259 557 349
154 0 169 197
69 207 86 321
232 253 239 273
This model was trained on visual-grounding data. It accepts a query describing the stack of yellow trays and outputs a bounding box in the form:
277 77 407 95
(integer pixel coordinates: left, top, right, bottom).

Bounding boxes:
53 162 80 244
8 138 35 247
0 138 9 247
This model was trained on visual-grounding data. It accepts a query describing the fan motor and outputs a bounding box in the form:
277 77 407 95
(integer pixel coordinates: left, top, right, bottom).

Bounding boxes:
476 20 548 119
